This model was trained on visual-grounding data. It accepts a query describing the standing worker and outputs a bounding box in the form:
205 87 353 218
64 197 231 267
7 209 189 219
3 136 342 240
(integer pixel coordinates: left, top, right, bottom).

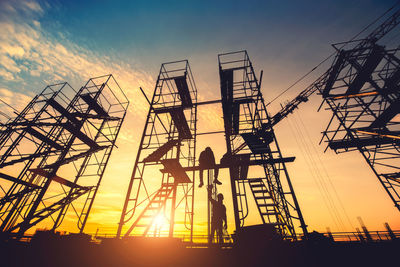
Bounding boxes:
198 147 222 188
207 185 227 244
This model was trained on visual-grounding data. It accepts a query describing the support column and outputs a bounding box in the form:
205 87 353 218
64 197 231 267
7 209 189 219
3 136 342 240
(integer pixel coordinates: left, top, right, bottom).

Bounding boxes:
168 182 178 238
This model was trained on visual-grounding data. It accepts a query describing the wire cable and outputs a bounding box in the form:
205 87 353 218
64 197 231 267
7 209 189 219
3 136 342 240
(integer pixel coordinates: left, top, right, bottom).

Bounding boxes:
286 116 344 231
0 97 19 113
296 112 355 230
266 1 400 107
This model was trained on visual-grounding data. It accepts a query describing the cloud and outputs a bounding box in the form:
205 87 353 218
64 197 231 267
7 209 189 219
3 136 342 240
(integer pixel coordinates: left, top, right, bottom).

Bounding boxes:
0 54 21 73
0 69 14 81
0 0 157 231
23 0 43 13
0 0 220 234
0 0 43 16
0 1 152 94
0 0 156 143
0 0 223 144
0 87 32 121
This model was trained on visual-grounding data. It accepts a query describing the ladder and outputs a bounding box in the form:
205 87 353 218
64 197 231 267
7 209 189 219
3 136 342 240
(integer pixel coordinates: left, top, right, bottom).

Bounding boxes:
236 180 249 227
380 173 400 209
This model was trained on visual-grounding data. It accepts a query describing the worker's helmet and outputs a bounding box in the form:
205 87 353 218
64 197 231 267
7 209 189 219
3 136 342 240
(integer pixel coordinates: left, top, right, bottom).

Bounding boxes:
217 193 224 201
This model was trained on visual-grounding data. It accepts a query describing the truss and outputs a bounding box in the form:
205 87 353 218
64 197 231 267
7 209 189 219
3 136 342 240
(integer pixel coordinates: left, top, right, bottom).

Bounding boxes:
0 75 128 236
117 61 197 240
321 40 400 210
218 51 307 240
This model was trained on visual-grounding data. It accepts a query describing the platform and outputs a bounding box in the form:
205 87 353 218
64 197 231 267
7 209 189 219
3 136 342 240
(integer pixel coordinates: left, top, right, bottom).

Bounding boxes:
154 107 192 139
29 168 86 189
160 156 295 173
160 159 192 183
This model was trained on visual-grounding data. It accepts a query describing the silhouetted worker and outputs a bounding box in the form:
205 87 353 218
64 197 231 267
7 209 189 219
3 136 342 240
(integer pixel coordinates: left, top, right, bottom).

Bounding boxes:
207 185 227 245
198 147 221 188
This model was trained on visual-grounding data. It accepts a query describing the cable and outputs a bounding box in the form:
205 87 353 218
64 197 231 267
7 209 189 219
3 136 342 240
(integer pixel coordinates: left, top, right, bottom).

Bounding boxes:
0 110 11 120
266 1 400 107
290 110 354 231
296 112 355 230
286 116 344 231
0 97 19 113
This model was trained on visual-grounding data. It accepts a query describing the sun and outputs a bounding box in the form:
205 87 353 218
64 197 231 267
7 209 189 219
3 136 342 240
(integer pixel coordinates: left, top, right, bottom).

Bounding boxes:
154 213 167 228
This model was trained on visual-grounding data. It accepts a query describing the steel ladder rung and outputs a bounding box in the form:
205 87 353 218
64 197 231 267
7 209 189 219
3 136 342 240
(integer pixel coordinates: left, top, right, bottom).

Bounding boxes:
261 212 279 216
255 196 272 200
252 190 268 194
258 203 275 207
249 184 263 188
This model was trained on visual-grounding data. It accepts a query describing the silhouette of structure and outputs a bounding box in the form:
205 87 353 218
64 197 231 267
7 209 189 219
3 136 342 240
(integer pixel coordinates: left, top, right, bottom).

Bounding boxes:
117 5 400 244
320 32 400 210
0 75 128 236
218 51 308 240
117 54 308 242
271 7 400 211
117 61 198 240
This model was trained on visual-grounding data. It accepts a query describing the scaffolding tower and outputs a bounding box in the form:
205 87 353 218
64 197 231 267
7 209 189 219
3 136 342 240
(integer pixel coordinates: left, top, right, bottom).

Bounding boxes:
0 75 128 236
117 61 197 240
268 6 400 213
320 39 400 210
218 51 307 240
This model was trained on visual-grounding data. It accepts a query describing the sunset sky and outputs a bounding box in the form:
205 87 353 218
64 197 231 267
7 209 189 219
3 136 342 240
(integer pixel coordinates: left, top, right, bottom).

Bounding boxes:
0 0 399 237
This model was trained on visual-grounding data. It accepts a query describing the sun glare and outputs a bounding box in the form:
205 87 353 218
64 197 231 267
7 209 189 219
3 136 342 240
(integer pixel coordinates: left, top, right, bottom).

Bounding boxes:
154 213 167 228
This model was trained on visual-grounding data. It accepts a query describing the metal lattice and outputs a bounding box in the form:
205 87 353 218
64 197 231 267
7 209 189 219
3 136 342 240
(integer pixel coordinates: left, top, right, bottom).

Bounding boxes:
117 61 197 240
0 75 128 236
218 51 307 240
321 41 400 210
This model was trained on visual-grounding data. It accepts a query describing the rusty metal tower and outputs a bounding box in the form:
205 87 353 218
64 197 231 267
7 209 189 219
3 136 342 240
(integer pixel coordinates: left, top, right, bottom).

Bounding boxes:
0 75 128 236
117 61 197 240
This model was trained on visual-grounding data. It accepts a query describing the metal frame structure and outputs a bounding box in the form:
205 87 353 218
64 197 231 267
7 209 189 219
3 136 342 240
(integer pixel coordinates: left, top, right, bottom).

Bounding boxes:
218 51 308 240
117 53 308 242
270 7 400 128
320 39 400 210
117 61 198 240
270 6 400 212
0 75 128 236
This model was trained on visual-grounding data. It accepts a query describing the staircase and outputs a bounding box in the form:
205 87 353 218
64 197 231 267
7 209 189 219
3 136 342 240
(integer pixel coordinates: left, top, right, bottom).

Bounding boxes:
124 183 175 237
143 139 179 163
248 178 280 224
